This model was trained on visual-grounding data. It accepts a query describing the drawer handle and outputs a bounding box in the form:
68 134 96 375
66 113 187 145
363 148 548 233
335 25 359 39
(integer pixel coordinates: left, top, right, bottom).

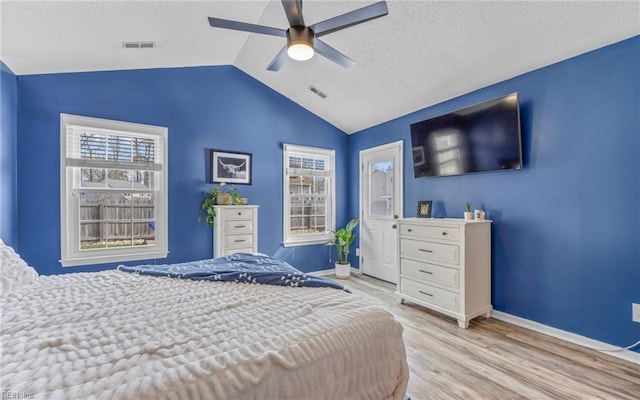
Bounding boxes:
238 212 242 215
234 225 246 228
418 248 433 253
419 290 433 297
407 228 412 232
418 269 433 275
442 232 447 236
234 239 246 243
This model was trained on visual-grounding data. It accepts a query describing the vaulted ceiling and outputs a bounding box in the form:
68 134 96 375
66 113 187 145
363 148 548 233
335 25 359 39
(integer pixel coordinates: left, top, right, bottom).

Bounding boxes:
2 1 638 133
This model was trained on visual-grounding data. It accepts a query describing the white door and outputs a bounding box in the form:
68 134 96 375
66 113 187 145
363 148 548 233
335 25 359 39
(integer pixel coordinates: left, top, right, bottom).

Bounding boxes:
359 141 403 283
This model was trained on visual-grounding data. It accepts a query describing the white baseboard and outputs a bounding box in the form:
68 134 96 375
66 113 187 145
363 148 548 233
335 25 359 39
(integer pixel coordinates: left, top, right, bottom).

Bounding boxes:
310 269 333 276
307 271 639 364
311 266 362 277
491 310 640 365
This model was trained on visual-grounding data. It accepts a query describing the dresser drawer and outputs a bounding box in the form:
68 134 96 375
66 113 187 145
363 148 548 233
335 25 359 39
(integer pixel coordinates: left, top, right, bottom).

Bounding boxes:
224 234 254 248
400 223 459 241
223 247 254 256
223 220 254 235
400 238 459 265
401 278 459 312
400 258 459 290
223 207 255 221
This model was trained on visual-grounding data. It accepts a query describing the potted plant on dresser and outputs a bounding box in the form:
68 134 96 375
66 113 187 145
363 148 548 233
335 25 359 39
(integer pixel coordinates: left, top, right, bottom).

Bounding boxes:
464 202 473 220
326 218 359 279
198 182 242 227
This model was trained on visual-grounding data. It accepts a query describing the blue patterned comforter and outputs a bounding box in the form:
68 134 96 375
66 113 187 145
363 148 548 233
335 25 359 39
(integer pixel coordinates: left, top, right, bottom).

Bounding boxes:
117 253 345 291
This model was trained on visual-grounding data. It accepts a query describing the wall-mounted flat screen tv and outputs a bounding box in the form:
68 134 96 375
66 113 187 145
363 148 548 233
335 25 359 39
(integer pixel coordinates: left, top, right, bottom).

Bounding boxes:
410 93 522 178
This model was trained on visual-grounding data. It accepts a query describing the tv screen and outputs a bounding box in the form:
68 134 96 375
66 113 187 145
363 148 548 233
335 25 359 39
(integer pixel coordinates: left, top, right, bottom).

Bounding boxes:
410 93 522 178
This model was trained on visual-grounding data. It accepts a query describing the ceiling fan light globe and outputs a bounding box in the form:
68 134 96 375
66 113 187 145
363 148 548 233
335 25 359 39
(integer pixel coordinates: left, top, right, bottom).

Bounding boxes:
287 42 314 61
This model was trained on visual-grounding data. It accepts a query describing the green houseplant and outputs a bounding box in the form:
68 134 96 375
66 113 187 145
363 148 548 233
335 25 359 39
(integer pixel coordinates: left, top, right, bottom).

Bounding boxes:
199 183 242 227
326 218 359 279
464 202 472 220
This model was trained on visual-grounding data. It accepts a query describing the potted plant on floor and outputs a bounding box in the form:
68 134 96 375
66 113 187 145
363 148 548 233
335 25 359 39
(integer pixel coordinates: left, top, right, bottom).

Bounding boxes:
326 218 359 279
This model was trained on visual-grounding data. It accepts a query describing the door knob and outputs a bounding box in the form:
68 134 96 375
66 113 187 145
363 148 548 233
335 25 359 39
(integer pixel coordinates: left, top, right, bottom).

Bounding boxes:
394 214 399 219
392 224 397 229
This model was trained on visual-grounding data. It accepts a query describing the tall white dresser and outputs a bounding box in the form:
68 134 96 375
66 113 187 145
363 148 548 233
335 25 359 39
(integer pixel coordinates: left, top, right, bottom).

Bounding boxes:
395 218 492 328
213 205 259 258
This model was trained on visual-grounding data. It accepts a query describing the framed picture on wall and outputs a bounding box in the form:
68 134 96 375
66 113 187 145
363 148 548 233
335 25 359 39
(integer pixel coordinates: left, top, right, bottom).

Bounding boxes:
417 200 432 218
412 146 425 166
210 149 252 185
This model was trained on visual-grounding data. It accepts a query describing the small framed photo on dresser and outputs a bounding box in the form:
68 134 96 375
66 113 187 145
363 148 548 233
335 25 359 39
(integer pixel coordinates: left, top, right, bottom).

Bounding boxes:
417 200 432 218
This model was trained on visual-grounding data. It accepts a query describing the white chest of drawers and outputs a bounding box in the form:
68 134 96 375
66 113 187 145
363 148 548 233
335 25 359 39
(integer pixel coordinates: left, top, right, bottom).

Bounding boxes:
213 205 259 258
395 218 492 328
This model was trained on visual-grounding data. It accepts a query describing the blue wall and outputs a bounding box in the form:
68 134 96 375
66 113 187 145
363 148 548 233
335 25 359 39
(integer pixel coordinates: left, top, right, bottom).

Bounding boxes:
16 65 348 275
6 36 639 350
0 62 18 249
348 36 640 349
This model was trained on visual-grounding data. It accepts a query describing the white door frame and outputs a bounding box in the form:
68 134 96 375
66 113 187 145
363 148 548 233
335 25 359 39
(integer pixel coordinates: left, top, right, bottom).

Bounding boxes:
358 140 403 281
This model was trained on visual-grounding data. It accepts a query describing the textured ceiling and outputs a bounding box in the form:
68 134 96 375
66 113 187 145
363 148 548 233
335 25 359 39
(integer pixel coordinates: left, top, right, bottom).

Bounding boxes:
1 1 639 133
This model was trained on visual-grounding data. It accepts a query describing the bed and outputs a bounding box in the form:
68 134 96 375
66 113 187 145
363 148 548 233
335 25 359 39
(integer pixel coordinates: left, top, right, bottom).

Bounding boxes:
0 241 409 399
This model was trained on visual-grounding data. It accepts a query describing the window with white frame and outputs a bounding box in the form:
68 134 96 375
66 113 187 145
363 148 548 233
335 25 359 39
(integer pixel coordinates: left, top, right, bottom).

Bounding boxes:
283 144 335 246
60 114 168 266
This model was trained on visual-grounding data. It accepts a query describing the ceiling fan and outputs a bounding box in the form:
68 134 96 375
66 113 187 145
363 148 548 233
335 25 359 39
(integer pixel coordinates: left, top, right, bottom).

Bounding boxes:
208 0 388 71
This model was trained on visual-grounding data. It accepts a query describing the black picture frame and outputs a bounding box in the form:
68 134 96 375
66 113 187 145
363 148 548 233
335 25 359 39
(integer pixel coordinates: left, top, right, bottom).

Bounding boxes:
417 200 432 218
210 149 252 185
412 146 425 166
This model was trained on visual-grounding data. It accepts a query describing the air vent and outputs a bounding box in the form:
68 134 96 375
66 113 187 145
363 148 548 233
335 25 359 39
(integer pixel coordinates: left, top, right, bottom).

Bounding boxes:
308 86 327 99
122 41 155 49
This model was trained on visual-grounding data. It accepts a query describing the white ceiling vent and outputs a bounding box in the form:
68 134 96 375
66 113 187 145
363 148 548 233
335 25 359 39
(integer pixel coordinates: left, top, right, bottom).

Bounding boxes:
122 41 155 49
308 86 327 99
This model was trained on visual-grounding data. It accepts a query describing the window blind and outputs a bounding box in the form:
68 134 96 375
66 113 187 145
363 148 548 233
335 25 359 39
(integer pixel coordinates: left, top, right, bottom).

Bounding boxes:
65 125 163 172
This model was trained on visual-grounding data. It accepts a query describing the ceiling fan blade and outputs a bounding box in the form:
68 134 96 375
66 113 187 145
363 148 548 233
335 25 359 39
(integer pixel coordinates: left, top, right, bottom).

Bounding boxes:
267 46 289 71
208 17 286 37
311 1 389 37
314 39 355 68
281 0 305 27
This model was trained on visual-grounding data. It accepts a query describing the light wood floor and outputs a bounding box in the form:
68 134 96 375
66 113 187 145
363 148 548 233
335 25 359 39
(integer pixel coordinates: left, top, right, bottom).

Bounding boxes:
338 273 640 400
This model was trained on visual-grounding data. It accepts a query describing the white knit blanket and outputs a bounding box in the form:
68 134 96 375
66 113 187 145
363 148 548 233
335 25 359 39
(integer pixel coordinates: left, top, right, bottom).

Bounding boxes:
1 270 408 400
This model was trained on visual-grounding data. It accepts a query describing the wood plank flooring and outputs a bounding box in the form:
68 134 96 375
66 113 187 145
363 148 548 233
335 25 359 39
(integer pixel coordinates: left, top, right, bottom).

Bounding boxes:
338 274 640 400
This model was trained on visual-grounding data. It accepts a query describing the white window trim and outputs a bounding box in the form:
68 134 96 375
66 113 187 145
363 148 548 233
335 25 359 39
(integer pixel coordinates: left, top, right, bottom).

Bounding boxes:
283 144 335 247
60 114 168 266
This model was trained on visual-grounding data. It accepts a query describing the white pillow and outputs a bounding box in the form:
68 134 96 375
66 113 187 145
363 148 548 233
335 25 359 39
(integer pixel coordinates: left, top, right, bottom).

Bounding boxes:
0 239 39 292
